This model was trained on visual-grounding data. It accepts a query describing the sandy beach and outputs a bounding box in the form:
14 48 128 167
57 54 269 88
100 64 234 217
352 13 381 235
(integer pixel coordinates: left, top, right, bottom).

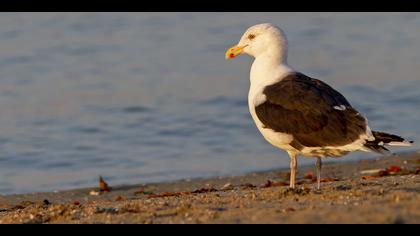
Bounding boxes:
0 152 419 224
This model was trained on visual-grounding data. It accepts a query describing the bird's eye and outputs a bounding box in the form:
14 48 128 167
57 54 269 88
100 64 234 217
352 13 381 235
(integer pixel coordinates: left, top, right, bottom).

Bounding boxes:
248 34 256 40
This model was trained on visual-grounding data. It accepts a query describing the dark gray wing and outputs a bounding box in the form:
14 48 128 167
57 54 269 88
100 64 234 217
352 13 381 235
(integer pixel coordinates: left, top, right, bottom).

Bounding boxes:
255 72 367 149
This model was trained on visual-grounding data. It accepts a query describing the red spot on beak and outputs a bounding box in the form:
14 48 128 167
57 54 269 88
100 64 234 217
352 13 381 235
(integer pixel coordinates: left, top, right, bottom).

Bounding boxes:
229 53 235 58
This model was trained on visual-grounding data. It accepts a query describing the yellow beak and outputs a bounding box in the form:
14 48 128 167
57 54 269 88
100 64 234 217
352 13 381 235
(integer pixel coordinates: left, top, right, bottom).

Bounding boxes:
225 45 247 60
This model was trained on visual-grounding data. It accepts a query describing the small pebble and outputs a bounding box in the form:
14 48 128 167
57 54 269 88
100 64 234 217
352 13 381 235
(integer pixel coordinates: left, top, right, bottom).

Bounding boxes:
221 183 234 191
89 191 100 196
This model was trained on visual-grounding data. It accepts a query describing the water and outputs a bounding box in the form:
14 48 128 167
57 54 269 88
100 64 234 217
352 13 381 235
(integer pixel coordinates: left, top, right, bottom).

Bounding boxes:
0 12 419 194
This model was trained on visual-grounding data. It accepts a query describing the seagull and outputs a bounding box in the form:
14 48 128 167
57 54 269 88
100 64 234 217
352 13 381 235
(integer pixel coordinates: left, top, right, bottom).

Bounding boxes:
225 23 413 190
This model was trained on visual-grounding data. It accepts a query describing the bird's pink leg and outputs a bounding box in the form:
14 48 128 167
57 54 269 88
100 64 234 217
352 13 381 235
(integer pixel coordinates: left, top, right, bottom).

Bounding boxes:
316 157 322 190
288 152 297 189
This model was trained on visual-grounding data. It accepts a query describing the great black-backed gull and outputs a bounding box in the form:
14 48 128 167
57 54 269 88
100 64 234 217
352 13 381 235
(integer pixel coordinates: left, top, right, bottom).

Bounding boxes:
225 23 413 190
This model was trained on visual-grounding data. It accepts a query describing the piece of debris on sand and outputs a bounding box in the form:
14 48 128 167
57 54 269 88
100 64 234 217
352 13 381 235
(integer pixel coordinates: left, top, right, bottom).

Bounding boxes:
99 176 111 193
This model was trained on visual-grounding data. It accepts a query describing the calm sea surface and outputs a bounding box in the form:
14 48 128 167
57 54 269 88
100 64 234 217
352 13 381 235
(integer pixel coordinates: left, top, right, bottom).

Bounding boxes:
0 13 419 194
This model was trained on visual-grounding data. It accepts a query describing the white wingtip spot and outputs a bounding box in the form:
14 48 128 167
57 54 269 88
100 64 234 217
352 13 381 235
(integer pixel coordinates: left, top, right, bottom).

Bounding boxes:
333 105 346 111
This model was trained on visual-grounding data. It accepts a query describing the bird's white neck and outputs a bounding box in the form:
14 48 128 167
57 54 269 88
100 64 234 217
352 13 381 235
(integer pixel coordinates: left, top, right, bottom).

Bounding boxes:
250 53 294 87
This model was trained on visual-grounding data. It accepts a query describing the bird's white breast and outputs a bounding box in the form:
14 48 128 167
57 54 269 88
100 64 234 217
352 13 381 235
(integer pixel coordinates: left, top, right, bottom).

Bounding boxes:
248 60 296 151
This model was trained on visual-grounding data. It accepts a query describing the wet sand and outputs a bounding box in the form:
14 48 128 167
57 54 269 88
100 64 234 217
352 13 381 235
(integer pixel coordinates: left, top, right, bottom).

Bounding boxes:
1 152 420 224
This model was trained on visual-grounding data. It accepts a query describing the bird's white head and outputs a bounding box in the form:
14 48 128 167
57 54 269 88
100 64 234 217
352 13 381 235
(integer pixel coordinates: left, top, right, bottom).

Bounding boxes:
226 23 288 63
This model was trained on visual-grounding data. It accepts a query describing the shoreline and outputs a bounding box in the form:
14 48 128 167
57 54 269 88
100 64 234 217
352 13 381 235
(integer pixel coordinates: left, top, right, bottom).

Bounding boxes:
1 151 415 197
1 152 420 223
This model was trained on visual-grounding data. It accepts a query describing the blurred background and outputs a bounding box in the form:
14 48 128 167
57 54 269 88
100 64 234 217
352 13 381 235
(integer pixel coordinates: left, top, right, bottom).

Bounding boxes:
0 12 419 194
